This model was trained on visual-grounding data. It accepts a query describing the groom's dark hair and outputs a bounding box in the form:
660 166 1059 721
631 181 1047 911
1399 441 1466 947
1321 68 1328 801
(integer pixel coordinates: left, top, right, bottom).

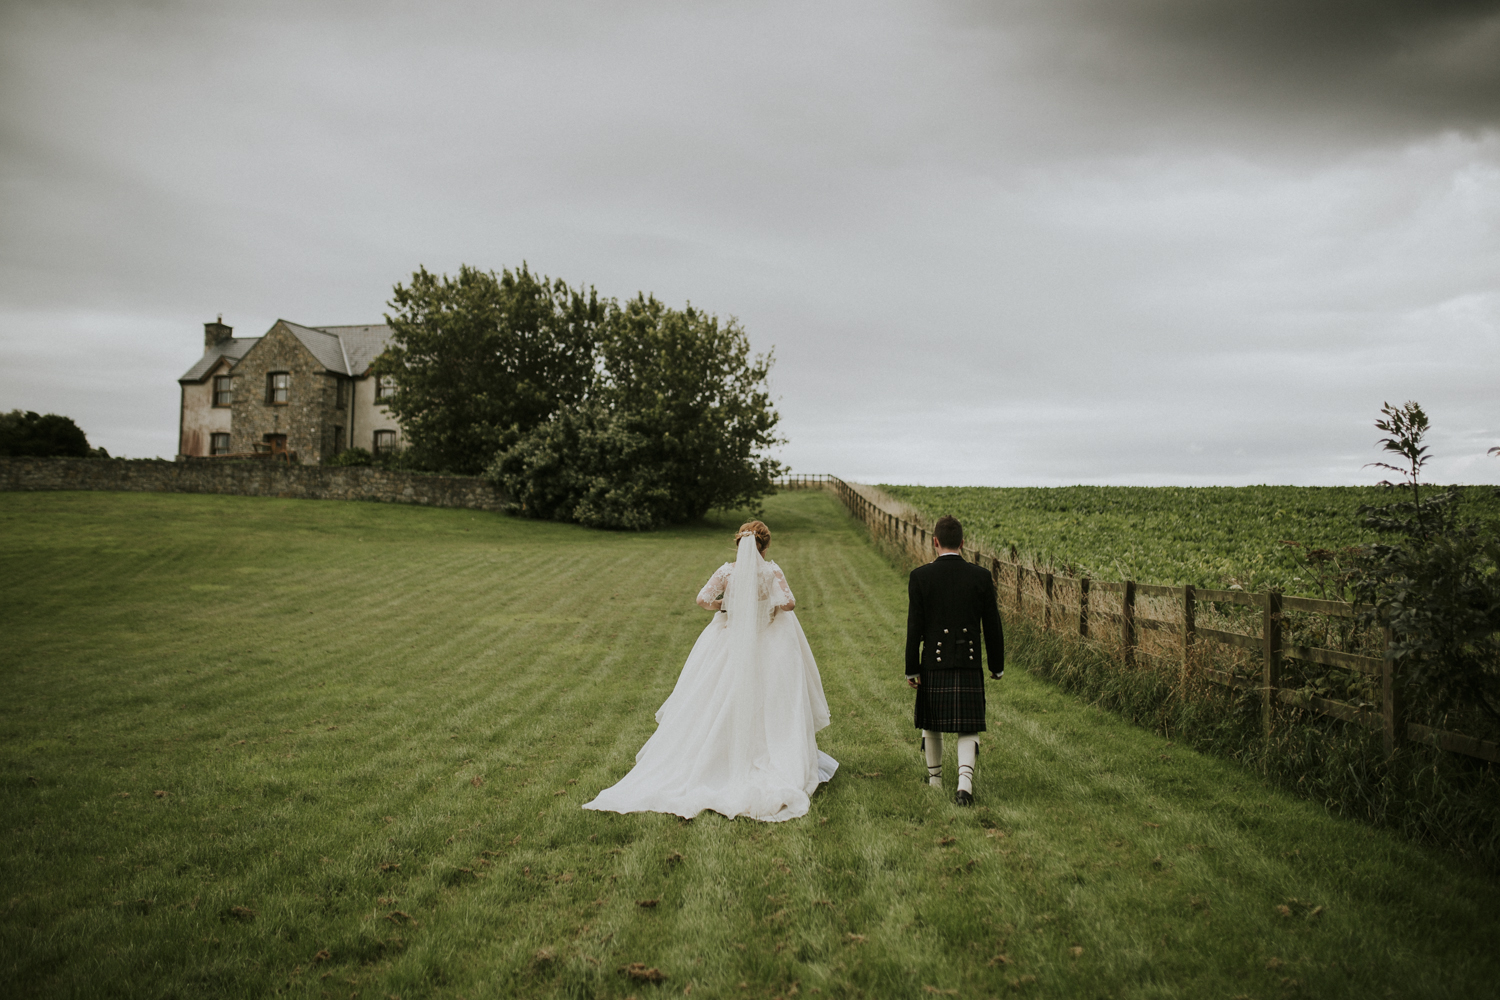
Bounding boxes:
934 516 963 549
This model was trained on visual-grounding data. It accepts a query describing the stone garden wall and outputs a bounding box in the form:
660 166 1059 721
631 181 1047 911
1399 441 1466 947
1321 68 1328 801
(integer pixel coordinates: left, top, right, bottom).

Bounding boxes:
0 457 507 511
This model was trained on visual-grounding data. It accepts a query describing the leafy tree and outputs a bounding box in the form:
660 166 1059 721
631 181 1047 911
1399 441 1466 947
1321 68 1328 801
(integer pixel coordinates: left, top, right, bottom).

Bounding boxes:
489 295 783 530
0 410 102 457
1351 401 1500 726
372 264 603 475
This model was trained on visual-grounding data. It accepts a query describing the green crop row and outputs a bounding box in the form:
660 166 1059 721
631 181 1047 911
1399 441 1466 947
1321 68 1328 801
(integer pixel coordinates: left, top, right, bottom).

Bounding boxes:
877 484 1500 598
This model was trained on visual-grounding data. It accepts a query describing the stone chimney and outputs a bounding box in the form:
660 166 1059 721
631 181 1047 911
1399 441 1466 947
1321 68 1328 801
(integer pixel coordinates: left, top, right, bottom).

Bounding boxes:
204 315 233 348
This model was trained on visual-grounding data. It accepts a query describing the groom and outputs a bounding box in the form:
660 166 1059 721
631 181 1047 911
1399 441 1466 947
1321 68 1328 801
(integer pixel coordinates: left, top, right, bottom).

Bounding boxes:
905 515 1004 806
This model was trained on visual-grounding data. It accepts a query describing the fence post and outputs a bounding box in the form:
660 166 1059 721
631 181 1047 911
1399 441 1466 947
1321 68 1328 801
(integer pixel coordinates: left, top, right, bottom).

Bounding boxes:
1382 626 1403 754
1043 573 1054 632
1181 584 1196 682
1121 580 1136 667
1079 577 1090 638
1262 590 1282 736
1014 564 1024 616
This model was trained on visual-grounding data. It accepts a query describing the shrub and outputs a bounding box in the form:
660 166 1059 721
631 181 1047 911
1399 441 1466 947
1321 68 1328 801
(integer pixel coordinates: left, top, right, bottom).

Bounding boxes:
488 401 673 530
326 447 374 467
1351 401 1500 728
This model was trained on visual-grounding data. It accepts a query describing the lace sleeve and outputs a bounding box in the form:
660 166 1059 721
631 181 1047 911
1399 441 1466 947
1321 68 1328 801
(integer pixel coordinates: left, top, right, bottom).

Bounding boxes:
771 565 795 610
696 563 732 609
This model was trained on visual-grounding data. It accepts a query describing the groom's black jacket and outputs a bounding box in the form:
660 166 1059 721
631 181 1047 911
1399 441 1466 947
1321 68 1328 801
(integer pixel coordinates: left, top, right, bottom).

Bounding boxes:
905 554 1004 679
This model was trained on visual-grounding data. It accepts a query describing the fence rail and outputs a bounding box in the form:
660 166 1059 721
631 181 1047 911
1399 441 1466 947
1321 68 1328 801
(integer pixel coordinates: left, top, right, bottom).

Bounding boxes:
771 474 834 490
779 474 1500 765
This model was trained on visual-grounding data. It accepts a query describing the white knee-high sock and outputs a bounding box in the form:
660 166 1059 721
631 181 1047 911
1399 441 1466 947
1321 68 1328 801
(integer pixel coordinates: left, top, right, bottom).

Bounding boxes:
922 730 943 787
956 734 979 794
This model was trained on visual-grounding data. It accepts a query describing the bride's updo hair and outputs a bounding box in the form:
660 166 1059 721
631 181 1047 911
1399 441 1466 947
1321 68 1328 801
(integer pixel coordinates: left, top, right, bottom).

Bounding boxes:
735 520 771 553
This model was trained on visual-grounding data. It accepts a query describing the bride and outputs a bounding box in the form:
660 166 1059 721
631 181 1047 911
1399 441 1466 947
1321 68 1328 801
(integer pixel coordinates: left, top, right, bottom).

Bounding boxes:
584 520 838 822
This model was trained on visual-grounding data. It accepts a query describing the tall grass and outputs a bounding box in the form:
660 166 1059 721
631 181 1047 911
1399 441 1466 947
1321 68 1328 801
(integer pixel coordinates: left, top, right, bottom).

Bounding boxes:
1008 618 1500 871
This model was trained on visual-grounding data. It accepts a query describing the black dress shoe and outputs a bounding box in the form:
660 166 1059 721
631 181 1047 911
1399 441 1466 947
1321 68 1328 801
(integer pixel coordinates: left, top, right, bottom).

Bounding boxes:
954 789 973 807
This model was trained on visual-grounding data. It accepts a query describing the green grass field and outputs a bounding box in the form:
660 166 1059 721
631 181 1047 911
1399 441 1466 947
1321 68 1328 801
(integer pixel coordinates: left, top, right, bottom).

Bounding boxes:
878 484 1500 595
3 489 1498 999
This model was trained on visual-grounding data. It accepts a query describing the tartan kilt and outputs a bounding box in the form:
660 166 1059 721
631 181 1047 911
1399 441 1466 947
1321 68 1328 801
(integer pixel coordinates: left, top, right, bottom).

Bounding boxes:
914 668 988 732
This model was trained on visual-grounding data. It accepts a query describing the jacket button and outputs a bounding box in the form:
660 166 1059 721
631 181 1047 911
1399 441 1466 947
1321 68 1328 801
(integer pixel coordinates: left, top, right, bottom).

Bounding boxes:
963 628 968 632
944 628 949 634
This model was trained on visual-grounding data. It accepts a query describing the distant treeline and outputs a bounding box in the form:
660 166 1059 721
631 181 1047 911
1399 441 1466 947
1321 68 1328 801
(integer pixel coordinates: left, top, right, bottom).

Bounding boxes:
0 410 107 459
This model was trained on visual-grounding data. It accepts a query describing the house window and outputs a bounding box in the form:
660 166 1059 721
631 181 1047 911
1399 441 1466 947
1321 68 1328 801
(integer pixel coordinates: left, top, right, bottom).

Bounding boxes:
213 375 233 408
210 433 231 455
375 375 395 401
335 378 347 408
373 429 397 455
333 426 344 453
267 372 290 404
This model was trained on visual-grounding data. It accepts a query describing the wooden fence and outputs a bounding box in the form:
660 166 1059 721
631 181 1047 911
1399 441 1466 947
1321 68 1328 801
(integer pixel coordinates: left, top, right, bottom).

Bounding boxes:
773 474 834 490
774 475 1500 765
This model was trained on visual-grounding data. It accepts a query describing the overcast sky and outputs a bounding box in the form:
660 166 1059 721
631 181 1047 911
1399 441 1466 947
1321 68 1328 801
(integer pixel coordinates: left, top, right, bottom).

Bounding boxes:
3 0 1498 485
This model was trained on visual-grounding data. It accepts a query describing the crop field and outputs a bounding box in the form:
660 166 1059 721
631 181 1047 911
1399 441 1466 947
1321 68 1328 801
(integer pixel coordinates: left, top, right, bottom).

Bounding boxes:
3 488 1499 999
878 484 1500 596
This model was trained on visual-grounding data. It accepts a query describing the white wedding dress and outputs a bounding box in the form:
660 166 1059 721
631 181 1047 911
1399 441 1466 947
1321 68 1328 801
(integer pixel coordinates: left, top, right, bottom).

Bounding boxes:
584 535 838 822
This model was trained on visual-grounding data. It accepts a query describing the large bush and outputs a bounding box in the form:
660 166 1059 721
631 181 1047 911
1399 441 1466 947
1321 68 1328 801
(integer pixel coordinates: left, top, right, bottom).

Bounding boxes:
0 410 103 458
488 294 783 530
485 401 668 530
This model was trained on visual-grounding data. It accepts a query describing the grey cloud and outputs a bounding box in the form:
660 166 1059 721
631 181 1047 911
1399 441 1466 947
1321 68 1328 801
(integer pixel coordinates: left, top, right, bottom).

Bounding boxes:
965 0 1500 136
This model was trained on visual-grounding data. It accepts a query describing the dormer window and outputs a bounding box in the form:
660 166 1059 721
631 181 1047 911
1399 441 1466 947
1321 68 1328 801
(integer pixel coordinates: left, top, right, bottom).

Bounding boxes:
376 375 395 401
267 372 290 405
213 375 233 408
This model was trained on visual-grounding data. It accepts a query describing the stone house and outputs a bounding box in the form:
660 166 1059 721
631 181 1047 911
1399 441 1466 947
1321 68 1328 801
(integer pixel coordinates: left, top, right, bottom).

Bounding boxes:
177 318 402 464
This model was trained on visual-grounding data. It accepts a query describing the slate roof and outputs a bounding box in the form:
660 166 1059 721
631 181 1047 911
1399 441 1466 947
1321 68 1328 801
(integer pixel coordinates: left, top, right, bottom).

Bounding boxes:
178 321 394 382
178 338 257 383
281 321 355 375
311 324 393 376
